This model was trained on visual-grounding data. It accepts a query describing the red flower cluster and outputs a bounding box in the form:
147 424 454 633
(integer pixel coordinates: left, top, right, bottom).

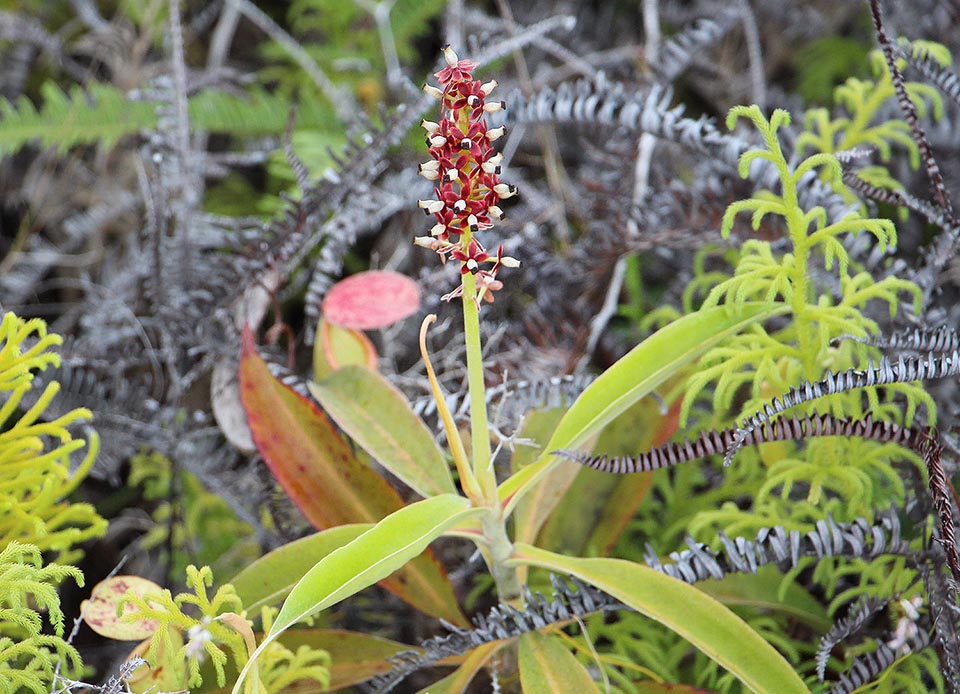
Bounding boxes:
415 46 518 308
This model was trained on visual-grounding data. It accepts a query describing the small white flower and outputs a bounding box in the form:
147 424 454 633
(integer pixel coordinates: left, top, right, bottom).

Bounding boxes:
185 620 213 661
480 80 498 96
442 45 459 67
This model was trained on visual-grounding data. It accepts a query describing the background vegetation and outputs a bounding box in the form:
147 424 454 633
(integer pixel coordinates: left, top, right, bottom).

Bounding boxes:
3 0 960 692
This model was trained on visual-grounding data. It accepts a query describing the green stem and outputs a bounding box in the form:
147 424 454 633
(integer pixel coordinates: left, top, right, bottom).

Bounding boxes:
461 269 497 502
461 259 521 603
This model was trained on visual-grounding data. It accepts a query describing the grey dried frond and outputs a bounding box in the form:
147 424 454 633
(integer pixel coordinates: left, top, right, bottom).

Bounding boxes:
724 352 960 465
503 79 752 169
644 510 910 583
655 7 743 84
816 596 889 680
827 633 930 694
369 574 623 693
503 77 854 224
837 325 960 356
32 360 164 481
923 562 960 691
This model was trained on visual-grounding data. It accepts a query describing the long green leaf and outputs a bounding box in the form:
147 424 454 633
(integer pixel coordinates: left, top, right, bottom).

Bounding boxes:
510 544 810 694
519 631 600 693
308 366 455 498
499 303 785 515
230 525 371 612
232 494 485 693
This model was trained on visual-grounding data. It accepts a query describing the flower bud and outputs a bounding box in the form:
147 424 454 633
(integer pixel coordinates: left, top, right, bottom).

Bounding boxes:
442 45 459 67
414 236 441 249
419 199 445 214
420 119 440 134
418 161 440 179
483 101 506 113
488 205 504 220
423 83 444 99
499 255 520 268
428 135 447 148
430 222 447 236
493 183 517 199
486 126 505 141
480 80 498 96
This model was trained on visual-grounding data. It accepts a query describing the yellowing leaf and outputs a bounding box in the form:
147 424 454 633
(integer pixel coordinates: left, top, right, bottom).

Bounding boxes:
519 631 600 694
81 576 164 641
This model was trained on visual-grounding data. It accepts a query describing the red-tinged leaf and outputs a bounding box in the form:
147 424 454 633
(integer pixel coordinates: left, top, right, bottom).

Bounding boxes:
322 270 420 330
240 325 404 529
81 576 163 641
238 327 467 625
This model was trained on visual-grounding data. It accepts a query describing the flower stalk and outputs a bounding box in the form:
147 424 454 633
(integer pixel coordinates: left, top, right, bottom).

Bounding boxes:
416 46 521 602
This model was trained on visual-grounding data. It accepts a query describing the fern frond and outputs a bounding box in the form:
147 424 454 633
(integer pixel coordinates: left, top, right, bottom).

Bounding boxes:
869 0 955 219
827 634 930 694
369 574 624 693
724 351 953 465
553 413 917 474
816 596 889 680
0 81 340 157
654 7 743 84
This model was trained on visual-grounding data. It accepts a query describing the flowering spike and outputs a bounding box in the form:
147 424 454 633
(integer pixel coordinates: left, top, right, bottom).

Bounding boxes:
414 47 518 307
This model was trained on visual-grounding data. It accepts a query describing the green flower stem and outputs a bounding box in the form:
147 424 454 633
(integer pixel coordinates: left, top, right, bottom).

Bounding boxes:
460 266 497 503
461 256 521 603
